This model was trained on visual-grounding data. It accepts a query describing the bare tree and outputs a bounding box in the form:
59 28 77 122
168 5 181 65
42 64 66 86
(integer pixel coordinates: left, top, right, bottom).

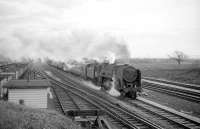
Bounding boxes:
168 51 188 65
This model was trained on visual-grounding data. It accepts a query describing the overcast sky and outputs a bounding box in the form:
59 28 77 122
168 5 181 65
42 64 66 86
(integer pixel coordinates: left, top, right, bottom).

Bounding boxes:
0 0 199 60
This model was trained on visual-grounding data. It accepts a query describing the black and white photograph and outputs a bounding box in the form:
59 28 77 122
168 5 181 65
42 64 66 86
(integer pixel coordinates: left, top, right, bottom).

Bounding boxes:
0 0 199 129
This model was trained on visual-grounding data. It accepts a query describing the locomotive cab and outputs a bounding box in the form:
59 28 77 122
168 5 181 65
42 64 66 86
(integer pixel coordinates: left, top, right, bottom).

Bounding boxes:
98 63 115 90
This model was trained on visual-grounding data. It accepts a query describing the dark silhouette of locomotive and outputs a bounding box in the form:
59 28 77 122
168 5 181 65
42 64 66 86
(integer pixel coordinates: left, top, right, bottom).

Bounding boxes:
83 63 141 99
52 62 141 99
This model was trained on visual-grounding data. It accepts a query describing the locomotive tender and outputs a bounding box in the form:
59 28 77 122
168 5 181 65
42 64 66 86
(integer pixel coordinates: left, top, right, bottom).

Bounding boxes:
51 62 141 99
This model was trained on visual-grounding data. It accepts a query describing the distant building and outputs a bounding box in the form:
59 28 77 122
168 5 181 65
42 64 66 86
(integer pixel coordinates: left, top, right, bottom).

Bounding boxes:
3 79 51 108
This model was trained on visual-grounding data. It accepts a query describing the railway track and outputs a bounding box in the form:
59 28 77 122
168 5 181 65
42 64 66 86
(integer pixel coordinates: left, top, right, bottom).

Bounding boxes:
39 66 162 129
39 64 200 129
19 67 45 80
143 77 200 90
142 78 200 103
127 98 200 129
52 82 99 114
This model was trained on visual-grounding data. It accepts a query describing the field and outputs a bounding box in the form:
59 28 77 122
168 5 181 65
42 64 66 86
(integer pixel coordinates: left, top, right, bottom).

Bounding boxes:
0 101 81 129
128 59 200 85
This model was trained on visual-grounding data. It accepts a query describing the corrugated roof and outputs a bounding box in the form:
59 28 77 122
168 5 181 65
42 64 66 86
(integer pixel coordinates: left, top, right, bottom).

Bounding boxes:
4 79 51 89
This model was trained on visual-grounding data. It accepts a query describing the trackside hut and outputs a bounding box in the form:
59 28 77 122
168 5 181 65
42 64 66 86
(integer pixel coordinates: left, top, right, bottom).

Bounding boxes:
3 79 51 108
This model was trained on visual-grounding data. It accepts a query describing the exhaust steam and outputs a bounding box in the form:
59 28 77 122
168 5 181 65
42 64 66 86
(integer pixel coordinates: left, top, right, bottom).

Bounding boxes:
82 80 101 90
107 75 121 97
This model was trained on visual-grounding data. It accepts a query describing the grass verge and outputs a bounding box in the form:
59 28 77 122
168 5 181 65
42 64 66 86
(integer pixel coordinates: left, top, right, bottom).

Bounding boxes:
0 101 81 129
131 61 200 85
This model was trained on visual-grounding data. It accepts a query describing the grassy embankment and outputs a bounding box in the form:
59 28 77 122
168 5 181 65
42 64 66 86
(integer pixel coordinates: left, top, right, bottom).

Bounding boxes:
129 59 200 85
0 101 81 129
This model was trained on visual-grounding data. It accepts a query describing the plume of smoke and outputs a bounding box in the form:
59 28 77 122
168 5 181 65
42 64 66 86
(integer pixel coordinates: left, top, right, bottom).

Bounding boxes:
0 28 131 62
104 51 116 64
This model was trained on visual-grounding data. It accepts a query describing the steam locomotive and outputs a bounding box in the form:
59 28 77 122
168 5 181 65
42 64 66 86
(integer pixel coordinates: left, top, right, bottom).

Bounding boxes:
51 62 141 99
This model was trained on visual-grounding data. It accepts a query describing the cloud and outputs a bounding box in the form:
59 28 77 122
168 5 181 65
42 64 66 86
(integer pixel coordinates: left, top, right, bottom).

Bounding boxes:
0 0 199 60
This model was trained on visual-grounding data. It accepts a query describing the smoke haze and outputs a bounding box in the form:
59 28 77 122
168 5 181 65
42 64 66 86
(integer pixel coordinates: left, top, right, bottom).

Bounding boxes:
0 28 130 61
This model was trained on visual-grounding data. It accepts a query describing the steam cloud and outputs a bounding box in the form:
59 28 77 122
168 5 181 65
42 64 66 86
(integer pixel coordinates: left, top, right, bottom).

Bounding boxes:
0 28 130 62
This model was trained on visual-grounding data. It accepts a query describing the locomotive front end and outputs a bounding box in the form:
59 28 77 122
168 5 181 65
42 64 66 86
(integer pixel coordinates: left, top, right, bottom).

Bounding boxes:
120 65 141 99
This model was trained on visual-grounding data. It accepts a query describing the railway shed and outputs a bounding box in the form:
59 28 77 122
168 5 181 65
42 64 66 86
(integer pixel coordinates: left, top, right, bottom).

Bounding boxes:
3 79 51 108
